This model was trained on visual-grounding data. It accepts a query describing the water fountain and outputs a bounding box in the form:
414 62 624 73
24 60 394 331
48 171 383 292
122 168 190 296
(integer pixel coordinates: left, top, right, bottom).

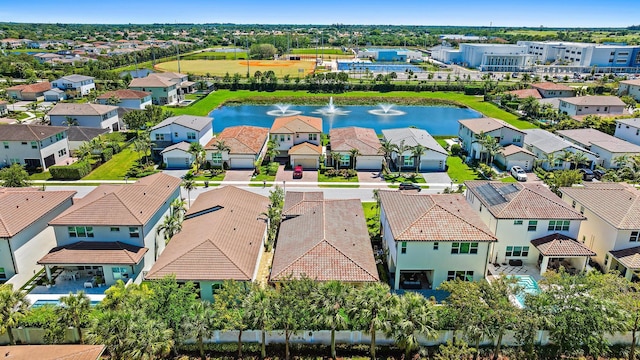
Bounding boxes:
266 103 302 116
313 96 350 116
368 103 406 116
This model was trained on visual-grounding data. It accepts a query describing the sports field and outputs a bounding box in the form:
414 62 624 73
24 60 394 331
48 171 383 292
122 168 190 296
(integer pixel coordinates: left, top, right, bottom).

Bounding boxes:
154 59 316 77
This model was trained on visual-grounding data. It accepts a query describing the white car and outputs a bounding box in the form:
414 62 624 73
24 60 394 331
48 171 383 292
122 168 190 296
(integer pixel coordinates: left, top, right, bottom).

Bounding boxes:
510 166 528 181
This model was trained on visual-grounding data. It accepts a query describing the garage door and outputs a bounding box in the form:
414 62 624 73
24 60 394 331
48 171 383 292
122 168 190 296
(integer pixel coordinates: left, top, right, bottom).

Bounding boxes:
356 158 382 170
420 159 445 171
293 158 317 170
508 159 532 171
230 158 255 169
165 157 191 169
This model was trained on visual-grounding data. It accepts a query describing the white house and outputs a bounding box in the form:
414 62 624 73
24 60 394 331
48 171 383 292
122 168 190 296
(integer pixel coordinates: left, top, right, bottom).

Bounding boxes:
524 129 598 170
0 124 71 170
619 79 640 102
48 103 121 132
39 173 182 288
205 125 269 169
329 127 383 170
378 190 497 290
270 115 323 169
96 89 152 109
129 75 178 105
495 145 537 171
558 96 626 116
150 115 213 168
0 188 75 287
465 181 591 276
556 128 640 168
381 128 448 172
51 75 95 97
458 117 526 161
43 88 66 102
614 118 640 146
560 183 640 280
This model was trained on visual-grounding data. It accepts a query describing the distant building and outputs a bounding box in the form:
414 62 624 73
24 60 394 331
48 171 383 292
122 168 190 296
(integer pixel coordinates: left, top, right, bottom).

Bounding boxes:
431 43 533 72
5 81 51 101
518 41 640 69
558 96 626 116
356 48 422 61
51 75 95 97
619 79 640 101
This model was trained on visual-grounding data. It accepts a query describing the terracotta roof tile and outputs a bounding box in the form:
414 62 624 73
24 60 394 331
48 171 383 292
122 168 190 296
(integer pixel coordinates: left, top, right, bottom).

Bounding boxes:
129 75 175 88
530 233 596 256
6 81 51 94
0 188 75 237
289 142 322 155
0 345 105 360
499 144 535 157
560 182 640 229
330 127 381 155
271 115 322 133
560 96 625 107
205 126 269 154
48 103 118 116
508 89 542 99
459 117 524 135
38 241 147 265
97 89 151 99
531 82 575 91
610 246 640 269
0 124 68 141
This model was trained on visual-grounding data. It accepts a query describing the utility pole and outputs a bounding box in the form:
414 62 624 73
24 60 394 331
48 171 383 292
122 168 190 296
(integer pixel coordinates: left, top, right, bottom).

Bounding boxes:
246 36 250 78
176 43 181 74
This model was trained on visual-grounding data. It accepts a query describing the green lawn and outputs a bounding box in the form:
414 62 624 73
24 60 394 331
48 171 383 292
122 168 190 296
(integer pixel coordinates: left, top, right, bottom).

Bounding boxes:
446 156 483 183
291 48 347 55
188 172 226 181
383 173 426 184
83 145 140 180
500 176 518 183
29 171 52 180
318 172 359 183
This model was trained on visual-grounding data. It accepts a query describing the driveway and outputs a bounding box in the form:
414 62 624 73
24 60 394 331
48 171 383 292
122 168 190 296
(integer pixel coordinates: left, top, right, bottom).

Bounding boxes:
224 169 254 182
275 164 318 183
357 171 388 186
422 172 453 185
162 169 188 179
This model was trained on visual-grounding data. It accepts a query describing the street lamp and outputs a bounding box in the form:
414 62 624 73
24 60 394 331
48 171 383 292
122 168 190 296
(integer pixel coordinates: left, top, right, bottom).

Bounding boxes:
283 180 286 193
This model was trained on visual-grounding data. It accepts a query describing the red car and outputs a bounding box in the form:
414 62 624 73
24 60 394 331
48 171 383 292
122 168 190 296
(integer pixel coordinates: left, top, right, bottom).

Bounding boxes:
293 165 303 179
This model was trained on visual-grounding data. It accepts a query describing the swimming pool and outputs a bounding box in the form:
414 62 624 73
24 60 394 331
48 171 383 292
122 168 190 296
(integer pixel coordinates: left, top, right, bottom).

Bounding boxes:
31 299 102 308
511 275 540 308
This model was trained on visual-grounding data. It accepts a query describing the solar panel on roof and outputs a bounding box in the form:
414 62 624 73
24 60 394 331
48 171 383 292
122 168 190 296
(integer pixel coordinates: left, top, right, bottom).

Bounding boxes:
476 183 508 207
496 183 520 196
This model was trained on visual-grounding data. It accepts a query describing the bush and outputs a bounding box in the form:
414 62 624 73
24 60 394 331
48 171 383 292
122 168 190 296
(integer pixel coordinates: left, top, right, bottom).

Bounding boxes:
464 86 485 95
18 305 58 327
125 160 158 178
107 142 121 154
101 148 113 162
267 162 279 176
49 160 92 180
450 143 462 156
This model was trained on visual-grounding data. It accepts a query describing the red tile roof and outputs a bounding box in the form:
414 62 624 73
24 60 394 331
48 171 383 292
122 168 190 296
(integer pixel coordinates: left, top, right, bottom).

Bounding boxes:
38 241 147 265
560 182 640 229
6 81 51 94
289 142 322 155
97 89 151 99
330 127 382 155
610 246 640 269
530 233 596 257
507 89 542 99
499 144 535 157
271 115 322 133
459 117 524 135
205 126 269 155
0 188 75 237
531 82 575 91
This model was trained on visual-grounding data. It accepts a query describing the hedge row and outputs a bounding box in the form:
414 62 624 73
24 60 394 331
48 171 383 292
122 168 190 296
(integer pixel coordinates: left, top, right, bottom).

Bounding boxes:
49 160 91 180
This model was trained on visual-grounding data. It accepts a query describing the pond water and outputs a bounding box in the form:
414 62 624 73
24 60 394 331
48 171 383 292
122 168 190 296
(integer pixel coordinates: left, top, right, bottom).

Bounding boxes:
208 104 481 135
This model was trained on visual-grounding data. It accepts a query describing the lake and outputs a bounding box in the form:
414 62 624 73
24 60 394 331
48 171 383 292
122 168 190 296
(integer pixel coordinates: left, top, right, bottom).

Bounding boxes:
208 104 482 135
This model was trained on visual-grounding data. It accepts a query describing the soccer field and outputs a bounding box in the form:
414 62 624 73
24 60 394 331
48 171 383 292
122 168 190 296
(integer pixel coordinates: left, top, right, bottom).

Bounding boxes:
154 59 316 77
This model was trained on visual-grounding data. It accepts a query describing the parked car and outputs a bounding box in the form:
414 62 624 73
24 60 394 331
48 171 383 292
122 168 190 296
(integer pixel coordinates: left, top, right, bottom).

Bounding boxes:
593 169 606 180
510 166 527 181
399 182 421 192
579 168 595 181
293 165 303 179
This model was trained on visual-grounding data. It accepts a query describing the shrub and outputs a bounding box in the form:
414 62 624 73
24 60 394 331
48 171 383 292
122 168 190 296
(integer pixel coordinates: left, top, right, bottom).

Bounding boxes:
107 142 121 154
345 169 357 178
267 162 279 176
101 148 113 162
450 143 462 156
49 160 92 180
18 305 58 327
125 160 158 178
464 86 485 95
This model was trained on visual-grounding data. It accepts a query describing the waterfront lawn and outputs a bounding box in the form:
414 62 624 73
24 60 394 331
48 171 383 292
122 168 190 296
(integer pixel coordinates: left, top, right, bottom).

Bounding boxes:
83 145 140 180
446 156 482 182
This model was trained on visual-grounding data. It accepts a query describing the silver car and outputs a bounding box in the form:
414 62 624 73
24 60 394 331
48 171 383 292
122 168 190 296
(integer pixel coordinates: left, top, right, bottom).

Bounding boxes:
510 166 527 181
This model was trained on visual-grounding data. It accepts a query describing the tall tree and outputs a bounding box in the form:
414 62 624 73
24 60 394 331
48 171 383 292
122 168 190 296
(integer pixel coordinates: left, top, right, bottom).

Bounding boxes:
273 277 316 360
411 144 426 173
182 178 196 207
243 285 276 358
483 135 503 165
214 280 251 358
349 148 360 170
0 163 31 187
156 214 182 244
312 281 352 359
348 282 397 359
58 291 91 344
182 301 216 360
386 291 437 359
0 284 30 345
395 140 410 174
379 139 396 171
188 142 205 174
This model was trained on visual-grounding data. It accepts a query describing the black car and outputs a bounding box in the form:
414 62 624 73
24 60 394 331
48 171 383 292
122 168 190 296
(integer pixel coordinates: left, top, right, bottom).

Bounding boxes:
579 168 595 181
399 182 421 192
593 169 606 180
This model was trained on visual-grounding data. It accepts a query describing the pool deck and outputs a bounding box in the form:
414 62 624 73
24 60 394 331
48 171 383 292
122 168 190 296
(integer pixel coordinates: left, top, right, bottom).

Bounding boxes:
487 263 542 282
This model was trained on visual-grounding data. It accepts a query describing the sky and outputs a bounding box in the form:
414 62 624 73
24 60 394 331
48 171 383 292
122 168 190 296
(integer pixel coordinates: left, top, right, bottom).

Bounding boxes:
1 0 639 28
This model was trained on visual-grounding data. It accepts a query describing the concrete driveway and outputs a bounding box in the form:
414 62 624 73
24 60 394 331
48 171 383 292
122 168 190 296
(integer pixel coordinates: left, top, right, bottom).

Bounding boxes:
357 171 388 186
275 164 318 183
224 169 254 181
162 169 188 179
422 172 453 185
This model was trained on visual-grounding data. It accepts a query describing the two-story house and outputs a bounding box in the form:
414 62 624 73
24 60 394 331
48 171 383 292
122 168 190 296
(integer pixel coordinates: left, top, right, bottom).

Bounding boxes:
618 79 640 102
0 188 75 287
96 89 152 110
530 82 576 98
458 117 526 161
48 103 121 132
38 173 182 288
128 75 178 105
381 128 448 172
558 96 626 116
146 186 269 301
560 183 640 280
614 118 640 146
51 75 95 97
270 115 323 169
0 124 70 170
465 181 592 276
150 115 213 169
556 128 640 168
205 125 269 170
524 129 598 170
379 190 497 290
5 81 51 101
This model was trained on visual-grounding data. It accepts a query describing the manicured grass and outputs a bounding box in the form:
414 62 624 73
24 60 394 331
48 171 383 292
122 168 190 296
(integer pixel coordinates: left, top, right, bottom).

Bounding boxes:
183 51 249 60
447 156 483 183
83 145 140 180
155 59 316 77
317 172 359 183
29 171 52 180
383 174 426 184
188 172 226 181
500 176 518 183
319 184 360 188
251 173 276 182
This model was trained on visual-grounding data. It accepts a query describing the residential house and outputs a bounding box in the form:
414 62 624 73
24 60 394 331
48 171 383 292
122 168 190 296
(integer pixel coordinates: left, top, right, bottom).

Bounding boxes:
51 75 96 97
531 82 576 98
270 115 323 169
0 101 6 116
65 126 110 151
329 127 383 170
5 81 51 101
507 88 542 100
378 190 497 290
0 188 75 286
614 118 640 146
0 124 70 170
270 192 379 284
146 186 269 300
556 128 640 168
96 89 152 109
153 72 195 95
558 96 626 116
150 115 213 168
43 88 66 102
128 75 178 105
381 128 448 172
458 117 526 161
48 103 121 132
39 173 182 287
205 125 269 169
560 183 640 280
618 79 640 102
495 145 536 171
465 181 590 276
523 129 598 170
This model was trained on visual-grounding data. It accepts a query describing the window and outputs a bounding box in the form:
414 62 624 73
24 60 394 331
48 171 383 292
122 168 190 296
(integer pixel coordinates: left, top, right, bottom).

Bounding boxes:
55 133 64 141
31 141 37 149
68 226 94 238
58 148 67 157
174 132 179 137
279 135 285 142
339 154 350 167
403 157 414 167
129 227 140 238
187 132 196 140
433 242 439 250
548 220 570 231
506 246 530 257
308 133 318 141
447 270 474 281
451 242 478 254
514 220 523 225
571 200 576 208
211 152 222 164
110 227 120 232
527 220 538 231
401 241 407 254
155 133 165 141
212 283 223 294
580 206 585 215
631 231 639 242
3 142 8 149
512 136 521 143
0 267 5 280
112 267 129 280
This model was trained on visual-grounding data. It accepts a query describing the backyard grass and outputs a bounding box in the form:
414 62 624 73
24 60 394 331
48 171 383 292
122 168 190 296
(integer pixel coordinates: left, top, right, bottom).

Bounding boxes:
500 176 518 183
317 172 359 183
29 171 52 180
83 145 140 180
446 156 483 183
155 59 316 77
383 174 426 184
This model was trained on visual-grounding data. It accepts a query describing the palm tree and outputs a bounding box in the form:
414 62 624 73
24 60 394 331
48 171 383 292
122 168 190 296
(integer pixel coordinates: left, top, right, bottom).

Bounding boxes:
63 116 78 126
182 301 216 360
483 135 503 165
243 285 275 359
473 131 488 163
0 284 30 345
571 151 590 169
395 140 410 174
128 315 174 360
266 139 280 163
559 150 575 169
313 281 352 359
75 142 93 161
411 144 426 173
348 148 360 170
379 140 396 171
213 140 231 169
614 154 630 169
188 142 205 174
331 152 341 169
106 95 121 106
156 214 182 244
182 178 196 208
386 292 437 359
58 291 91 344
543 152 557 170
170 198 187 220
213 280 251 358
